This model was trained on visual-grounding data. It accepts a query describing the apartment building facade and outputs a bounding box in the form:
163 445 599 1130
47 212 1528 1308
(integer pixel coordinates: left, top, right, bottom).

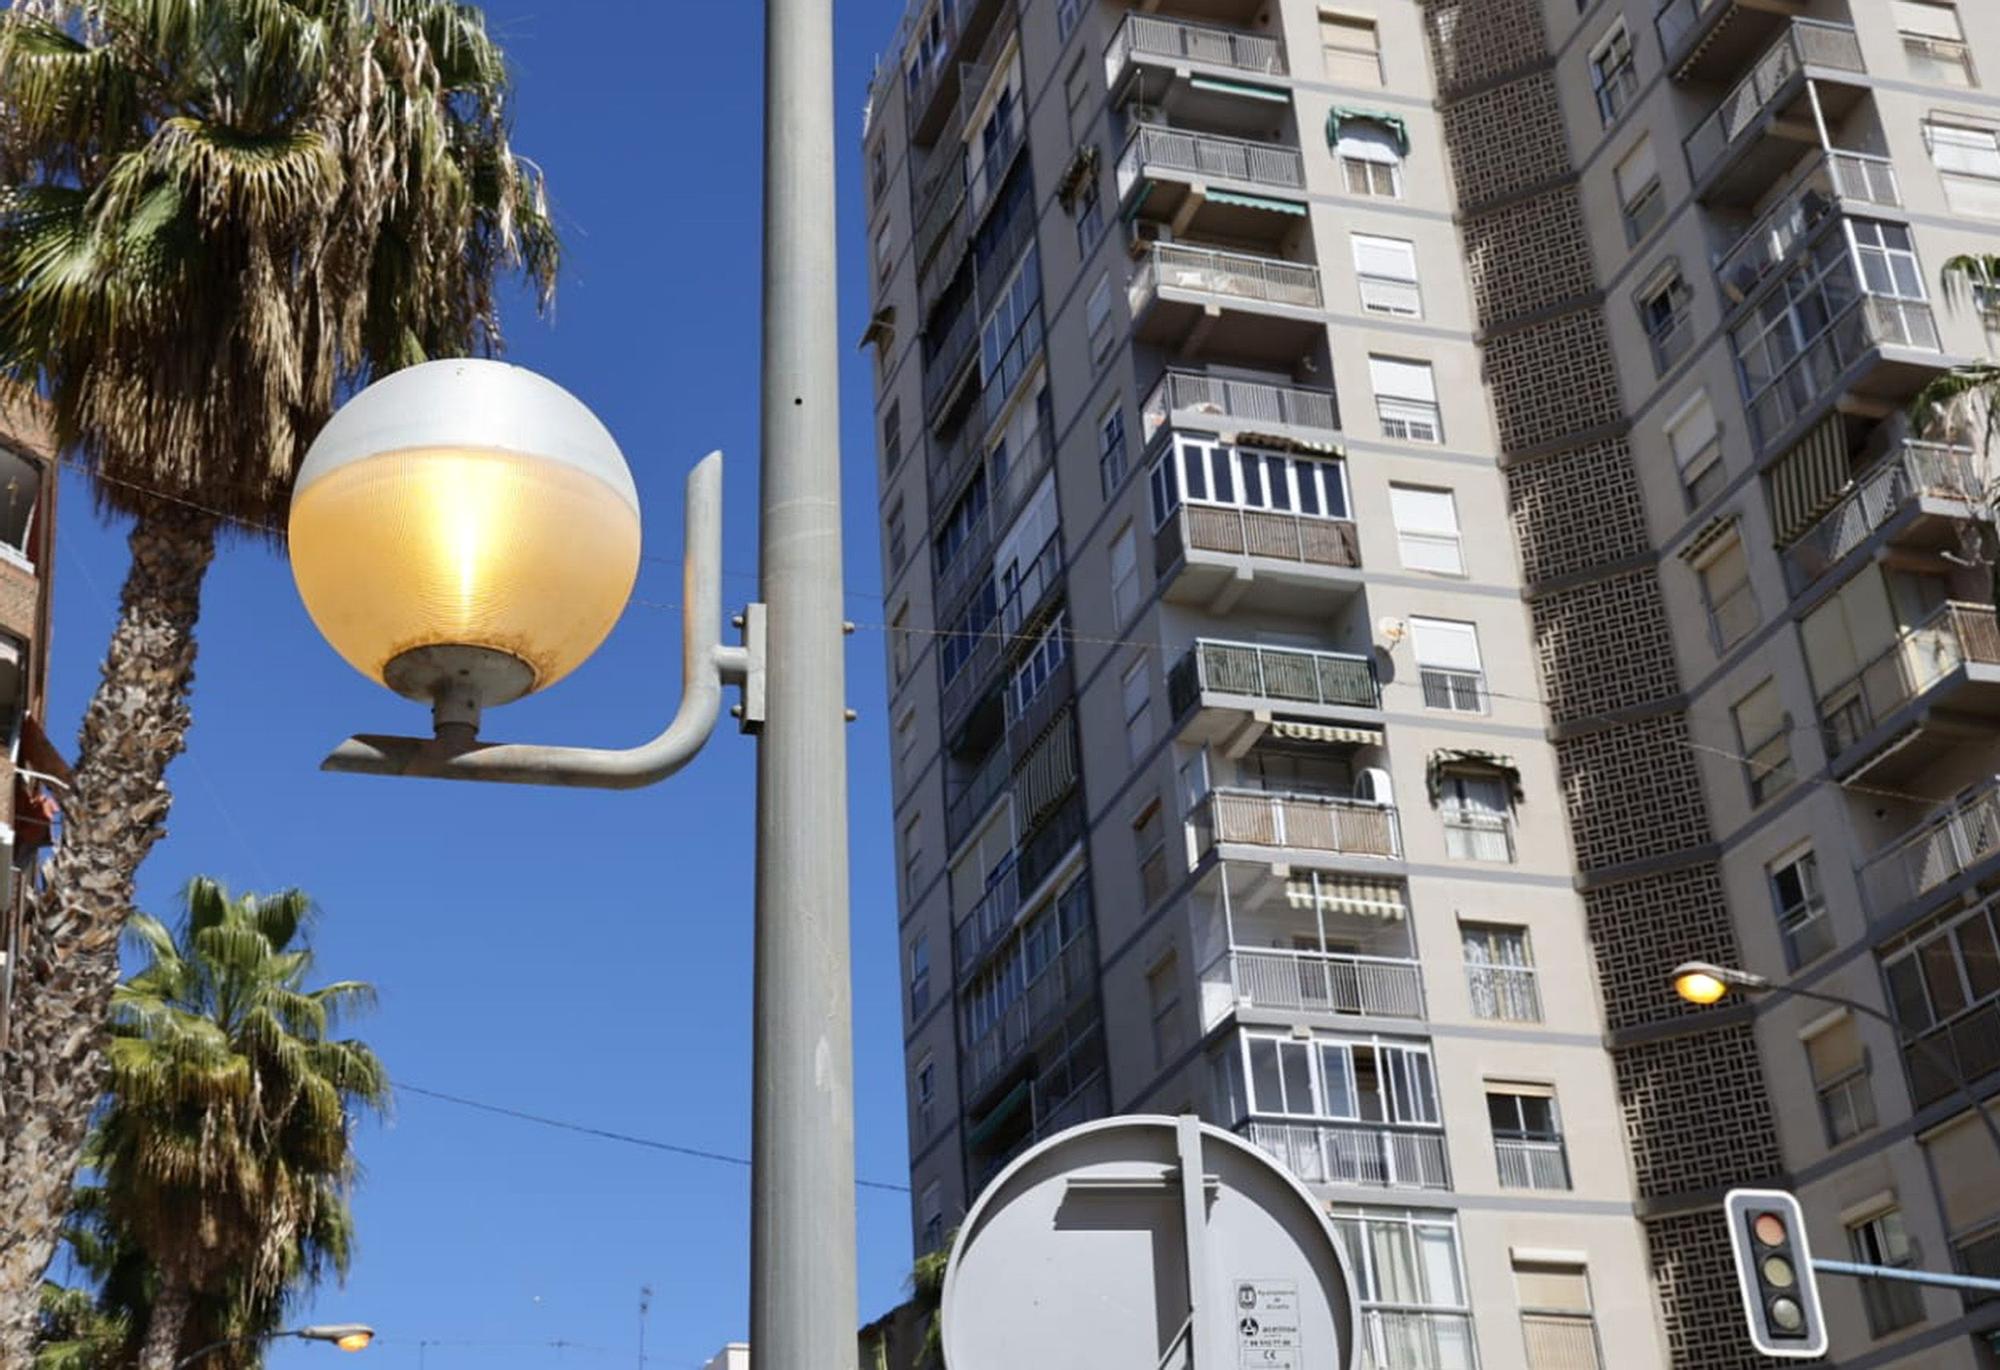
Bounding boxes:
860 1 2000 1367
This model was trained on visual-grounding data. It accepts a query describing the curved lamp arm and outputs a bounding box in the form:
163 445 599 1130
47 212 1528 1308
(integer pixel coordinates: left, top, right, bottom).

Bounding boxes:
321 452 753 790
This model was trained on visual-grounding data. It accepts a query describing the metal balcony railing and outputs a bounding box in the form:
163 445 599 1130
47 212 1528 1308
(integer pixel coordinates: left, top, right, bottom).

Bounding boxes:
1466 964 1541 1022
1781 443 1980 593
1217 949 1425 1020
922 306 980 422
932 422 1055 617
1495 1137 1572 1190
1104 13 1286 85
952 861 1020 979
1906 998 2000 1110
1715 151 1902 304
1520 1314 1603 1370
1239 1119 1449 1190
1819 602 2000 760
1419 667 1487 714
961 931 1096 1099
966 99 1027 227
1655 0 1738 69
945 744 1013 855
1160 504 1361 576
1115 125 1305 200
938 531 1064 731
915 170 966 282
1356 1310 1478 1370
1130 243 1322 313
1443 812 1515 864
1192 787 1401 859
1858 776 2000 920
1684 21 1865 187
1744 294 1941 451
1142 371 1339 441
1169 639 1380 718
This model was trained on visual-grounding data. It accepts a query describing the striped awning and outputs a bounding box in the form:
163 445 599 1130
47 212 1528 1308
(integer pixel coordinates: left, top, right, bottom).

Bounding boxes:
1769 412 1851 546
1013 712 1078 832
1326 107 1411 155
1188 76 1289 103
1271 720 1382 747
1284 875 1407 920
1233 430 1342 456
1206 189 1307 215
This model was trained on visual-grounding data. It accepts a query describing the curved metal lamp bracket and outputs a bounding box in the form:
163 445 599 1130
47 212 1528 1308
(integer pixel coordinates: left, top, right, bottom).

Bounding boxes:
321 451 759 790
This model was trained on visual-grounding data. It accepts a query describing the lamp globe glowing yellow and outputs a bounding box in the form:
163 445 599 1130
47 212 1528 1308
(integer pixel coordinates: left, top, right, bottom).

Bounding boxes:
288 360 641 711
1673 968 1730 1006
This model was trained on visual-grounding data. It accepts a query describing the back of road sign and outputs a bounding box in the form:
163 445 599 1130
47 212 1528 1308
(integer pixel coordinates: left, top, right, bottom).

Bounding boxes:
939 1116 1358 1370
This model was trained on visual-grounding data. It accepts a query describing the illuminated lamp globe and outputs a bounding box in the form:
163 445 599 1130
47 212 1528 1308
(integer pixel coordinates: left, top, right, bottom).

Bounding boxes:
288 360 641 719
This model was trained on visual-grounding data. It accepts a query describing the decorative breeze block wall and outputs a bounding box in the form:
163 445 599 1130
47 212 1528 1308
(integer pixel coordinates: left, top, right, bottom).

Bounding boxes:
1584 862 1741 1033
1463 187 1597 329
1531 570 1684 724
1558 713 1712 870
1505 437 1651 583
1483 309 1625 452
1437 73 1572 209
1422 0 1548 95
1615 1021 1783 1198
1646 1209 1776 1370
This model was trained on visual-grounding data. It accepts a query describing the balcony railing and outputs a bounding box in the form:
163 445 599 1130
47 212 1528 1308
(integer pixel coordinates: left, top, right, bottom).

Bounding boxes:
961 931 1096 1099
932 422 1055 617
1819 602 2000 760
1466 964 1541 1022
1443 812 1515 864
1142 370 1339 441
1130 243 1322 313
1169 639 1381 717
1216 949 1426 1020
1104 13 1286 84
1781 443 1979 593
1239 1119 1449 1190
1520 1314 1603 1370
1193 787 1401 859
1655 0 1747 69
1419 667 1487 714
1744 294 1941 450
1116 124 1305 200
1684 21 1865 188
945 744 1013 856
939 531 1064 730
1859 776 2000 921
1356 1310 1477 1370
966 99 1027 227
1906 998 2000 1110
922 306 980 422
1715 151 1902 304
1495 1137 1571 1190
1161 504 1361 576
952 861 1020 979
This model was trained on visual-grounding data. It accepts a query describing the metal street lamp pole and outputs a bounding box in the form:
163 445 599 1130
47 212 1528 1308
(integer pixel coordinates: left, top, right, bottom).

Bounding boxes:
173 1324 374 1368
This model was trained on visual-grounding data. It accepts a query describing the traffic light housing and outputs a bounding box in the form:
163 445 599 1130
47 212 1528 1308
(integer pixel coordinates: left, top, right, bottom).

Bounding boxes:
1724 1188 1827 1358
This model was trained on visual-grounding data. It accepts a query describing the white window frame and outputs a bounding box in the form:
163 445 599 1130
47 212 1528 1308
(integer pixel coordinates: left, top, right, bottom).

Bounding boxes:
1122 659 1155 762
1769 846 1832 967
1389 483 1463 575
1663 391 1723 508
1369 355 1443 444
1099 401 1129 496
1410 616 1487 713
1352 233 1422 318
1589 21 1638 127
1109 524 1142 626
1238 1029 1443 1127
1319 10 1383 86
1336 122 1403 198
1086 271 1115 362
1147 434 1351 530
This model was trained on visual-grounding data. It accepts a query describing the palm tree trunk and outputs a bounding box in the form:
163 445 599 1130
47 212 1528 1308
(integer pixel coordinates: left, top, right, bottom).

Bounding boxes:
138 1275 196 1370
0 501 217 1360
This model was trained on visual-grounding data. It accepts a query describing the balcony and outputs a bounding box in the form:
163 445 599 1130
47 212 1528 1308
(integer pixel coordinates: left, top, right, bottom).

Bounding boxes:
1656 0 1809 84
1129 243 1323 363
1208 948 1426 1021
1191 786 1401 865
961 929 1096 1104
903 0 1009 146
1170 638 1380 757
1818 602 2000 782
1715 151 1902 308
1104 14 1286 107
1780 443 1981 596
1143 370 1339 448
1466 963 1541 1023
1858 777 2000 925
1355 1310 1477 1370
1742 294 1944 455
1683 21 1867 206
1239 1119 1449 1191
921 305 980 428
930 421 1055 618
1116 125 1305 248
1905 999 2000 1111
938 530 1063 738
1495 1137 1572 1190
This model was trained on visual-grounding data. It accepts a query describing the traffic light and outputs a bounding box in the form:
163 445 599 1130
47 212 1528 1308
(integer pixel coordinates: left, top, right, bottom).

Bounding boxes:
1724 1188 1827 1359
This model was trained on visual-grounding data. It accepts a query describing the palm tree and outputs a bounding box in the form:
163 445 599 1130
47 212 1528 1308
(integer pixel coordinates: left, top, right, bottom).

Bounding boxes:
0 1 554 1343
909 1236 952 1369
1911 254 2000 603
79 878 386 1370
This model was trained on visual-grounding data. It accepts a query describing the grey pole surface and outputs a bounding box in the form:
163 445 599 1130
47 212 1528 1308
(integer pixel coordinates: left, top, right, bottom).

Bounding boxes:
752 0 858 1367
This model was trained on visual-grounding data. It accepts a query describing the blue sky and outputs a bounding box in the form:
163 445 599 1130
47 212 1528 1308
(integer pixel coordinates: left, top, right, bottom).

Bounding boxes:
43 2 916 1364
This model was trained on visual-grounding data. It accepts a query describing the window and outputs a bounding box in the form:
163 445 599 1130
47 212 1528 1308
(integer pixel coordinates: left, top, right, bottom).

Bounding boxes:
1802 1012 1875 1146
1849 1208 1926 1335
1411 617 1486 713
1146 435 1350 531
919 1180 944 1252
903 816 926 900
873 219 894 283
1109 524 1141 626
1134 801 1168 907
1330 1210 1472 1366
1241 1033 1441 1131
1319 11 1381 85
1006 612 1068 722
1694 533 1756 652
1880 900 2000 1036
1931 120 2000 216
1389 484 1462 574
1488 1086 1570 1190
1637 266 1694 374
895 708 919 786
1589 22 1638 126
1352 233 1421 317
870 140 888 202
1732 677 1791 806
914 1055 936 1142
1148 954 1184 1068
890 600 912 684
1056 0 1083 41
1896 1 1974 86
1514 1261 1602 1370
1336 122 1403 198
908 929 931 1017
1099 402 1128 497
1122 659 1154 763
1369 356 1441 443
1086 273 1115 362
1462 923 1539 1022
881 399 903 475
1614 136 1663 245
1664 392 1723 508
1851 219 1925 299
1438 771 1513 862
1074 165 1104 258
979 244 1043 394
1770 847 1832 967
1064 54 1091 137
886 499 908 573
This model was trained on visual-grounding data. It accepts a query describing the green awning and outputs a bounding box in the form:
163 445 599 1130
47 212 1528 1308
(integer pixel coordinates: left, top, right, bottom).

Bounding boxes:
1206 189 1307 215
1326 107 1411 156
965 1080 1029 1147
1189 76 1289 103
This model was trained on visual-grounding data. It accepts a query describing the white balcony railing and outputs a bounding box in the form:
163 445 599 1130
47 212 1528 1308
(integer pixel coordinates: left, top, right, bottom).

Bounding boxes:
1357 1310 1478 1370
1219 949 1426 1020
1116 124 1304 201
1193 787 1401 859
1420 667 1487 714
1684 21 1865 187
1443 812 1515 864
1105 12 1286 85
1466 964 1541 1022
1781 443 1979 592
1819 602 2000 760
1715 151 1902 303
1240 1119 1450 1190
1859 776 2000 920
1744 294 1941 450
1520 1314 1603 1370
1130 242 1322 314
1495 1137 1572 1190
1142 370 1339 440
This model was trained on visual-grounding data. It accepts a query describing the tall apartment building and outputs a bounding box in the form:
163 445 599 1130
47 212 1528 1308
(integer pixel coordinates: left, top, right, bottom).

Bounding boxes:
860 1 2000 1366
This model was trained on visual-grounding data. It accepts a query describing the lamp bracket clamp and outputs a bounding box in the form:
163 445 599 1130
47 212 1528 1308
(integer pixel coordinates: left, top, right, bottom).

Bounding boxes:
725 603 767 733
